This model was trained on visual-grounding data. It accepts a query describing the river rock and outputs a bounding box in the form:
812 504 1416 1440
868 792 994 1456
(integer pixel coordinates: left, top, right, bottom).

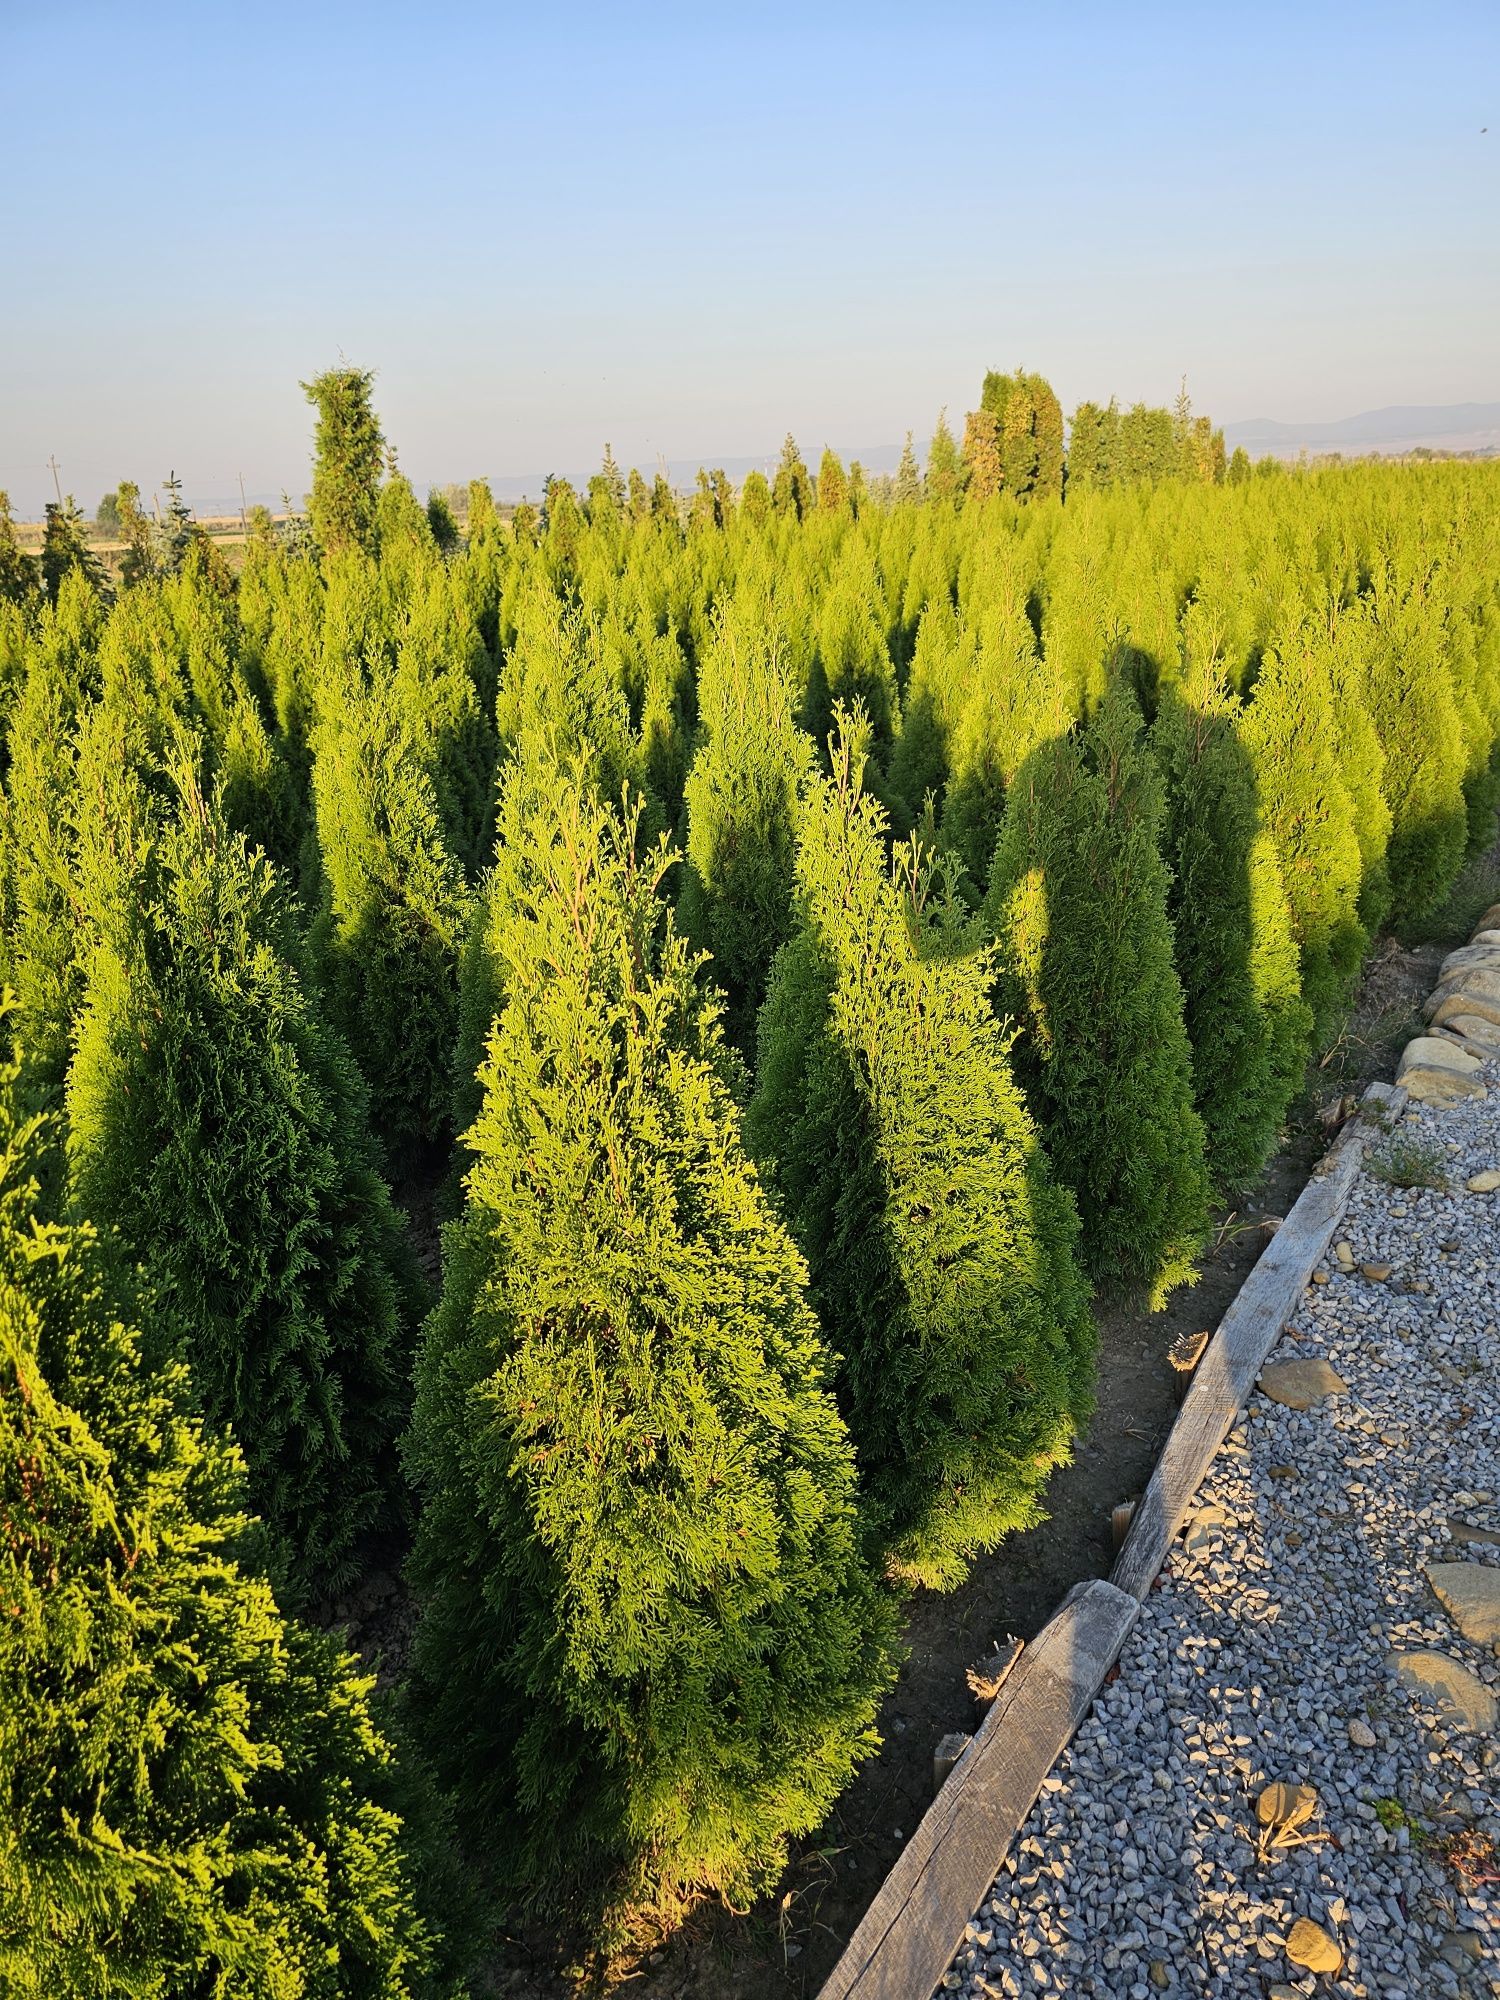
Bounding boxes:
1426 1562 1500 1646
1258 1359 1347 1410
1467 1169 1500 1193
1444 1011 1500 1050
1388 1649 1498 1730
1438 941 1500 982
1426 971 1500 1025
1285 1917 1341 1975
1399 1034 1482 1077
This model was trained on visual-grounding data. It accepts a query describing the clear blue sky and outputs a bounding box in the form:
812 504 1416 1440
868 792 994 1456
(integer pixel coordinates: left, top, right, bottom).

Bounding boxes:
3 0 1496 513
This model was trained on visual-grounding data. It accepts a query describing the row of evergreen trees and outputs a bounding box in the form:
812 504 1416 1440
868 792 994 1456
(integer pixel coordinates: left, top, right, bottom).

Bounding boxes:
1 367 1498 1983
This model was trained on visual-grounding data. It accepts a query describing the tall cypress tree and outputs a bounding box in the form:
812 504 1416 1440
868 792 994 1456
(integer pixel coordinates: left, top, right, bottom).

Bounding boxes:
771 435 814 520
961 408 1003 501
406 757 893 1920
817 446 850 513
985 682 1209 1304
925 409 963 506
302 364 385 559
1151 665 1312 1189
893 433 921 505
65 741 414 1598
0 1021 460 1999
748 723 1094 1589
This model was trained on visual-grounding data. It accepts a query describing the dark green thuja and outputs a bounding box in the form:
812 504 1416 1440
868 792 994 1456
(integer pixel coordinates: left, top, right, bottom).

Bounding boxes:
406 756 893 1922
1151 659 1312 1189
65 736 414 1598
677 615 813 1050
747 719 1094 1590
0 1021 459 1999
985 680 1209 1304
308 664 473 1151
302 363 385 559
0 492 37 606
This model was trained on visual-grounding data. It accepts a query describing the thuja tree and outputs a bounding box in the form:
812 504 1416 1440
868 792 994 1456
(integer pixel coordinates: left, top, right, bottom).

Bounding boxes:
0 492 37 606
65 740 414 1598
1240 641 1368 1038
0 1032 460 1999
405 758 893 1921
1362 572 1469 923
747 723 1094 1589
677 617 813 1049
309 666 473 1152
1151 665 1312 1189
985 682 1209 1304
303 363 385 560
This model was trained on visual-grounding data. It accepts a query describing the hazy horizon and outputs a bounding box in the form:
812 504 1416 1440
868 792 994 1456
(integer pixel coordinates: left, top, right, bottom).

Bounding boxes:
4 1 1496 516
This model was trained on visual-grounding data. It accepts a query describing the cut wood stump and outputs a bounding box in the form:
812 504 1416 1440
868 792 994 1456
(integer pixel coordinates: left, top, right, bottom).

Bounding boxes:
933 1732 973 1793
1168 1327 1210 1404
964 1634 1023 1708
1110 1501 1136 1552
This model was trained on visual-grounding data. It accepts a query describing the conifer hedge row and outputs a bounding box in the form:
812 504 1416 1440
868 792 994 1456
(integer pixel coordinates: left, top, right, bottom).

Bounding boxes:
1 375 1498 1973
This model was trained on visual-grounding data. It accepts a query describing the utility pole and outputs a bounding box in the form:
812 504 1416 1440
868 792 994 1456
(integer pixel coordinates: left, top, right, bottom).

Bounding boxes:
237 471 248 537
46 455 63 507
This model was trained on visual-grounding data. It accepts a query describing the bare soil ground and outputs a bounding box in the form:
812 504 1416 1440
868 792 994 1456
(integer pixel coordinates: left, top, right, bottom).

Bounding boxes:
360 861 1498 2000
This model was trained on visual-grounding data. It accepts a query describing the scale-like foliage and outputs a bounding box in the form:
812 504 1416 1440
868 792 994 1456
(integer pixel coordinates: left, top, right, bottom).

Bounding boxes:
677 618 813 1048
1152 667 1311 1189
66 748 413 1597
407 759 893 1921
0 1028 459 1999
309 670 473 1149
748 726 1094 1588
1241 641 1368 1037
986 683 1209 1304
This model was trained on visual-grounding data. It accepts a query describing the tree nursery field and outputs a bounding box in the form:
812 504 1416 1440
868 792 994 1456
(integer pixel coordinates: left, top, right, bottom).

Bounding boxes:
2 367 1499 1997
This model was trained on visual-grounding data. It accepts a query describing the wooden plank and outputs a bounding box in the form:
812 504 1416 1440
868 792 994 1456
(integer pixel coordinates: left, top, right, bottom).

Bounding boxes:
1110 1081 1404 1601
818 1579 1138 2000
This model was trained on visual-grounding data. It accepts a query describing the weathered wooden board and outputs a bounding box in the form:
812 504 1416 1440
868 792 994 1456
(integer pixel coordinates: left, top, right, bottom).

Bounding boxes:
1110 1081 1405 1602
817 1579 1138 2000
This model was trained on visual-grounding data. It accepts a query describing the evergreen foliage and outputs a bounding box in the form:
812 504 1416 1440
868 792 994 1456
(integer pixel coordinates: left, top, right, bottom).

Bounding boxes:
65 746 414 1596
771 435 814 520
1151 663 1312 1188
677 617 812 1048
303 365 385 559
925 409 963 506
748 724 1094 1588
40 498 101 604
1240 640 1369 1036
985 683 1210 1304
309 666 473 1150
0 1022 460 1999
407 758 893 1919
0 493 38 606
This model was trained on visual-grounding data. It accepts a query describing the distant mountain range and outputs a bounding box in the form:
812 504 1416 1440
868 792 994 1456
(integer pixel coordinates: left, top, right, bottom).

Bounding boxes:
1222 403 1500 460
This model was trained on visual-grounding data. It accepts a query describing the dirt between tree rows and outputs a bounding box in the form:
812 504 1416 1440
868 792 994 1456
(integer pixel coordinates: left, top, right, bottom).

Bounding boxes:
364 932 1451 2000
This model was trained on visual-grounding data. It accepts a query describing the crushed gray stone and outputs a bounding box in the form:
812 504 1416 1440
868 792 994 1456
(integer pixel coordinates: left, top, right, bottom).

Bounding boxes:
938 1065 1500 2000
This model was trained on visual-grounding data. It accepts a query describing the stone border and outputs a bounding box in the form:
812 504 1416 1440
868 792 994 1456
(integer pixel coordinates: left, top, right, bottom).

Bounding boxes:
817 1078 1406 2000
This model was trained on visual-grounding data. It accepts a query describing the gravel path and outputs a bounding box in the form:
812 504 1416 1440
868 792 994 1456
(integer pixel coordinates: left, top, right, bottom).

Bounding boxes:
938 1074 1500 2000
